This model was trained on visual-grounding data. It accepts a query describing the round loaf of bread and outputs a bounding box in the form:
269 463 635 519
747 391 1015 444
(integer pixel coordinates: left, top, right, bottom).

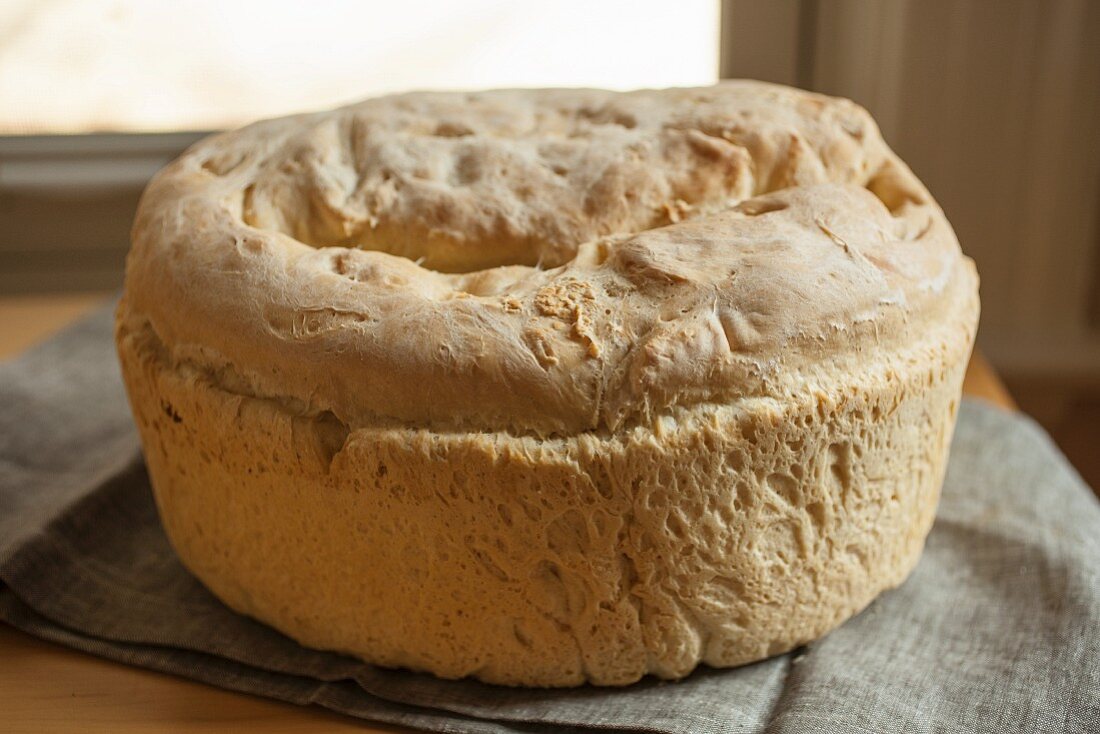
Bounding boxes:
116 81 979 687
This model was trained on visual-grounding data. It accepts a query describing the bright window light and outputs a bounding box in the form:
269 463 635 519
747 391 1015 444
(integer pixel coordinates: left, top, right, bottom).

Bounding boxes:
0 0 720 134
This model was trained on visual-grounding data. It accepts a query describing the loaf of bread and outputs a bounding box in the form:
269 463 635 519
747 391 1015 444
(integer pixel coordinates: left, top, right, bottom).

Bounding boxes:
116 81 979 687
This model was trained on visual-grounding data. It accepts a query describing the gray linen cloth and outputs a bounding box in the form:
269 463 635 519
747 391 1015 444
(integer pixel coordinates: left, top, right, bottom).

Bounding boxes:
1 303 1097 733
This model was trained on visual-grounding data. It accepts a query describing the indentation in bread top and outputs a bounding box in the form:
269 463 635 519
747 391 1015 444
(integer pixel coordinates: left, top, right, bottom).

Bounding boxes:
123 81 977 436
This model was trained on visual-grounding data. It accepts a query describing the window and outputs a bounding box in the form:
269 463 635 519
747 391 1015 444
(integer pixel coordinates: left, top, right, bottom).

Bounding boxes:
0 0 720 134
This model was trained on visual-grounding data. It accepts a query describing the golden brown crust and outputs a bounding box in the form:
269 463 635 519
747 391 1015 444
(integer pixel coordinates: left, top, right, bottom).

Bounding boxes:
124 81 976 436
116 302 973 686
117 81 980 686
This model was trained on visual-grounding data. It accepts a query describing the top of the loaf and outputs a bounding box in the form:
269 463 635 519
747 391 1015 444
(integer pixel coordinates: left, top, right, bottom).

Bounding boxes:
122 81 979 435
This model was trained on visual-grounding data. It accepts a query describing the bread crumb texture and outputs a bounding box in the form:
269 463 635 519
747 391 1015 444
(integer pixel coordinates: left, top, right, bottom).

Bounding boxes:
117 81 979 686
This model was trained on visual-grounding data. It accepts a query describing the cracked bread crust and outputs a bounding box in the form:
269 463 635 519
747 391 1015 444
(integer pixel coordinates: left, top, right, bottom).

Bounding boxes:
122 81 975 437
117 311 972 686
116 81 979 686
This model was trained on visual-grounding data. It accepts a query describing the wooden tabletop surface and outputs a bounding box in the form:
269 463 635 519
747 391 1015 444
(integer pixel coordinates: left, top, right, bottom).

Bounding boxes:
0 293 1016 733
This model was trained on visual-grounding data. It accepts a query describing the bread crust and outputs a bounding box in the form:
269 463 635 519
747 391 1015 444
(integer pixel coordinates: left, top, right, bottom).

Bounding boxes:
117 81 980 686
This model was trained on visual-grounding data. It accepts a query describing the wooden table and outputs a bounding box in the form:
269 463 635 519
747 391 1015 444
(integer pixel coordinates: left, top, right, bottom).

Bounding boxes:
0 293 1015 733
